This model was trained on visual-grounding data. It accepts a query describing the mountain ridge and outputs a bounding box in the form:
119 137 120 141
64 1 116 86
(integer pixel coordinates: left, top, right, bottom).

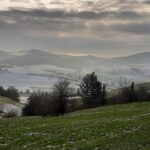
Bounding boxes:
0 49 150 68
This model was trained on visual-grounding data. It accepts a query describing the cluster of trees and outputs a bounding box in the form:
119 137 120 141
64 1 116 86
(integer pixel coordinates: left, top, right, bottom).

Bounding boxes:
23 72 107 116
23 80 73 116
0 86 19 102
23 72 150 117
108 82 150 105
23 92 57 116
1 72 149 117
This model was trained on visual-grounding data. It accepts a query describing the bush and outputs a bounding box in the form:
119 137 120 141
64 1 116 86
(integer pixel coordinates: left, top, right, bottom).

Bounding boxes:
2 110 18 118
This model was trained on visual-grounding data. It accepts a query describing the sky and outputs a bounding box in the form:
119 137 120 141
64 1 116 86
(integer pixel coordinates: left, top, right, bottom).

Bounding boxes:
0 0 150 57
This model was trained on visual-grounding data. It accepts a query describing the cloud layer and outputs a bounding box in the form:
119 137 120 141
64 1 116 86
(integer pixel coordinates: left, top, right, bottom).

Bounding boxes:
0 0 150 57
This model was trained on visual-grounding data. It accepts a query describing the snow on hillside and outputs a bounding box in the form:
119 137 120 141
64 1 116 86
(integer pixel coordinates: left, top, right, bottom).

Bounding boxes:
0 72 58 92
1 63 150 92
0 50 150 91
0 64 80 93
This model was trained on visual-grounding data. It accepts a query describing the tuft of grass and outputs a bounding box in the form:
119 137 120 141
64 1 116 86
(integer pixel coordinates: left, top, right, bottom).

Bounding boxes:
0 102 150 150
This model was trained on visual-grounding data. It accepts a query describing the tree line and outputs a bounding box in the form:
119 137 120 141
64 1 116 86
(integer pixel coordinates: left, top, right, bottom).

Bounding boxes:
23 72 107 116
23 72 150 117
0 72 150 117
109 82 150 105
0 86 19 101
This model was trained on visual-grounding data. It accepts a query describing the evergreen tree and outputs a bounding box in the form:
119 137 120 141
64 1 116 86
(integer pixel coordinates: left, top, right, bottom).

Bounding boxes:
130 82 137 102
80 72 102 108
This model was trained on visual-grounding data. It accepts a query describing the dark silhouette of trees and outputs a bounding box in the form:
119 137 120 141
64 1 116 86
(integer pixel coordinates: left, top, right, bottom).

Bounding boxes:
6 87 19 102
130 82 137 102
0 86 6 97
80 72 104 108
0 86 19 102
121 82 137 103
23 80 74 117
116 82 137 103
137 85 149 101
102 84 107 106
108 82 150 104
23 92 58 116
52 80 71 115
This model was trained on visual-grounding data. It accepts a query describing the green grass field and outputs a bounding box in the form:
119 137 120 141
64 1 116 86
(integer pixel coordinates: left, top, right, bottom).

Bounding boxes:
0 102 150 150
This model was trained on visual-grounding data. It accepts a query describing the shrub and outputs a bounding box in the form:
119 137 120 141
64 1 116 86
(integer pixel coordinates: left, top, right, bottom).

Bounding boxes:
3 110 18 118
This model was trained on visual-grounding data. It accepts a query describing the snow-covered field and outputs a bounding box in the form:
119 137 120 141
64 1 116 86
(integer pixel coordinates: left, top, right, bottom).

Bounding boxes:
0 64 80 94
0 64 150 92
0 72 58 91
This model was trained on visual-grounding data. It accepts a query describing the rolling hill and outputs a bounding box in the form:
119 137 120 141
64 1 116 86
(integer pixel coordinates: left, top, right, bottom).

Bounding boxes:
1 49 107 69
110 52 150 65
1 50 150 69
0 102 150 150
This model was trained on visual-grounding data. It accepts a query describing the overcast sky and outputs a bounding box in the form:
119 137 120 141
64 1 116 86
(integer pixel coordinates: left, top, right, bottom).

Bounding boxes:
0 0 150 57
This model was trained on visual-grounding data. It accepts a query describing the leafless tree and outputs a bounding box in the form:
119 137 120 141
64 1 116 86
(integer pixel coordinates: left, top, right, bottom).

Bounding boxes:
52 80 71 115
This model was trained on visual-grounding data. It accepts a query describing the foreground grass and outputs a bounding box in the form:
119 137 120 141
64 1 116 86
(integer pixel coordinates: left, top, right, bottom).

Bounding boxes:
0 102 150 150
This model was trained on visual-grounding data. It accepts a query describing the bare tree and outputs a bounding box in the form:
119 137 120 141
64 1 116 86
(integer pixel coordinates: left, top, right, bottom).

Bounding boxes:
52 80 71 115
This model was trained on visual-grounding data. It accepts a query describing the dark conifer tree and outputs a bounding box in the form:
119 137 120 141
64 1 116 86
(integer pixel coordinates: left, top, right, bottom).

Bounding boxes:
130 82 137 102
80 72 103 108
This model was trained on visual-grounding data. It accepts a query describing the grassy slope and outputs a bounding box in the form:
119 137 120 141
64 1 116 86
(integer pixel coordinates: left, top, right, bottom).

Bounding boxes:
0 96 19 106
0 102 150 150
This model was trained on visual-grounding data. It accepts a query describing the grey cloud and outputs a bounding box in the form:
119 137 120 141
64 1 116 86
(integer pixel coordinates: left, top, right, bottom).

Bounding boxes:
0 0 150 56
0 8 149 32
115 11 146 19
0 9 112 20
0 7 147 21
113 23 150 35
143 0 150 5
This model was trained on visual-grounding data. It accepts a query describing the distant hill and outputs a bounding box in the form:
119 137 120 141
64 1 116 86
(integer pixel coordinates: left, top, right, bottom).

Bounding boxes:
1 49 107 69
1 50 150 68
109 52 150 65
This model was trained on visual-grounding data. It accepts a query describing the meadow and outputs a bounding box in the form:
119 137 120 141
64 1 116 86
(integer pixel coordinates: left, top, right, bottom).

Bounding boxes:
0 102 150 150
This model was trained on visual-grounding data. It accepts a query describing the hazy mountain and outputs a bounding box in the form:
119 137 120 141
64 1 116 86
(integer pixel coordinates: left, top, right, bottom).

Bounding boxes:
109 52 150 65
1 50 150 68
1 49 107 69
1 49 63 66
